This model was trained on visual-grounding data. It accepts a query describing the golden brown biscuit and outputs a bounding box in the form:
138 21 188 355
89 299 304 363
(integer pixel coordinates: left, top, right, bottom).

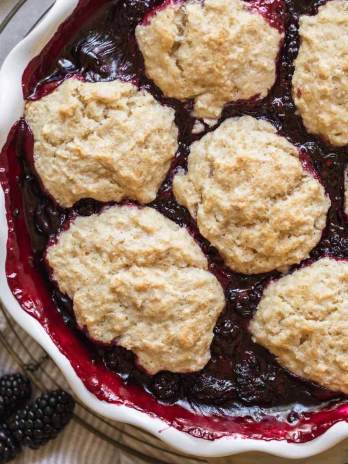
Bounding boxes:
250 258 348 393
136 0 282 119
26 78 178 207
173 116 330 274
293 0 348 146
46 205 225 374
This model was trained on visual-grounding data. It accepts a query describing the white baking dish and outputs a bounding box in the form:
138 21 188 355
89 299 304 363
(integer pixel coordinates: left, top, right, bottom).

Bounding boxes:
1 0 348 458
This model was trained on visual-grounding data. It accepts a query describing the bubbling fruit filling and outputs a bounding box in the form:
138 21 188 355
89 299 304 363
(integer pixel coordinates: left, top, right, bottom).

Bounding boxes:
2 0 348 442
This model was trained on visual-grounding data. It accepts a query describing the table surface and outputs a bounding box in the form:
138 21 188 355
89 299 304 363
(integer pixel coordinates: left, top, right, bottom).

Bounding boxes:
1 1 348 463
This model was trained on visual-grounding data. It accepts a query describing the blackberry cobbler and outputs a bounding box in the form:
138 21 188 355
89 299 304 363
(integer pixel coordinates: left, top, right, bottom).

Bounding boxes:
2 0 348 442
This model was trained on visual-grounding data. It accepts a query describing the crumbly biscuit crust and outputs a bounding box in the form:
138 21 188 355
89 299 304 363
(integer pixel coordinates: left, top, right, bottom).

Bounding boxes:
25 78 178 207
293 0 348 146
250 258 348 393
46 206 225 374
136 0 282 119
173 116 330 274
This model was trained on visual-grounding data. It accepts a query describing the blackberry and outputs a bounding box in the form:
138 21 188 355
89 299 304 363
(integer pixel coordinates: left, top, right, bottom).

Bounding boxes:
235 352 276 406
34 203 64 236
72 31 120 77
0 373 31 421
227 284 264 318
151 198 192 227
0 424 20 463
186 373 236 406
120 0 163 26
211 317 240 358
52 290 77 330
73 198 101 217
102 346 135 380
8 390 75 449
151 372 181 403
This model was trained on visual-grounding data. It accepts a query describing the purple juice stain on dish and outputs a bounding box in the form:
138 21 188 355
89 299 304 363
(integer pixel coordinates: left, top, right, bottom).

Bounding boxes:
1 0 348 443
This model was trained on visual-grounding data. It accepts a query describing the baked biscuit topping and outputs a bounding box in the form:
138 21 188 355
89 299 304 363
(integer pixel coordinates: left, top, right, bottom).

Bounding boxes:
136 0 282 119
173 116 330 274
25 78 178 207
250 258 348 394
293 0 348 146
46 206 225 374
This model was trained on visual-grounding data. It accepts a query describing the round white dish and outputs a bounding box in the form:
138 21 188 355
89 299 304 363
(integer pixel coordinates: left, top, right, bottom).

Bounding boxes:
1 0 348 458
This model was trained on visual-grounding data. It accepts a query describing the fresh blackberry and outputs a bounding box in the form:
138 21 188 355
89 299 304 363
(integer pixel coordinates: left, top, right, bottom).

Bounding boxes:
8 390 75 449
0 424 20 463
0 373 31 421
